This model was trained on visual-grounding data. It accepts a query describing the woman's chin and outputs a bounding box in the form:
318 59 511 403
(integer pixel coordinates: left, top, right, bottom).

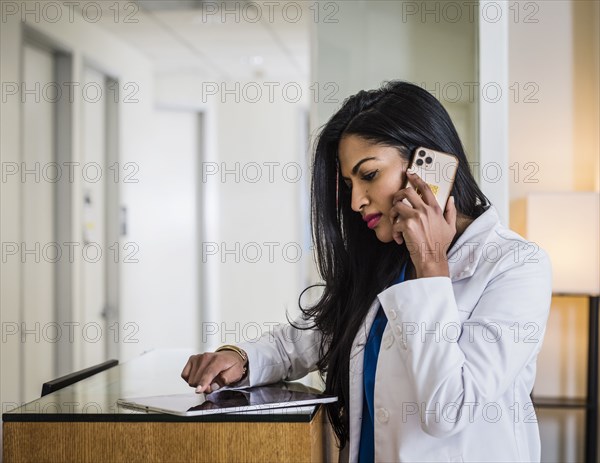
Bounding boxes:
374 228 395 244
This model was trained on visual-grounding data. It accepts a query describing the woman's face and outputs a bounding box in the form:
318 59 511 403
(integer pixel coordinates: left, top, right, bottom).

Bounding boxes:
338 134 409 243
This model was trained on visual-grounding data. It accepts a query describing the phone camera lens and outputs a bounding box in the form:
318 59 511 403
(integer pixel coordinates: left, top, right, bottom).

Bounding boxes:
418 150 426 157
425 157 433 164
415 159 424 166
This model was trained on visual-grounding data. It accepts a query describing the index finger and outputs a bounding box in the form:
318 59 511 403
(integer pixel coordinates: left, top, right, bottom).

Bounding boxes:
406 171 438 209
195 359 226 392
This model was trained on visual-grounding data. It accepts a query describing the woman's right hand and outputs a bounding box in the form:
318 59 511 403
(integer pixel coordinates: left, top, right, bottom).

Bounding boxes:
181 351 247 394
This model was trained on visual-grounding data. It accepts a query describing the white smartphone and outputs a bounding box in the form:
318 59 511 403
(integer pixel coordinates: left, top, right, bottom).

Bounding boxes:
404 146 459 209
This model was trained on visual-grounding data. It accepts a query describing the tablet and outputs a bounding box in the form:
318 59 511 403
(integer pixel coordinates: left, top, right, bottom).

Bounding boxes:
117 385 337 416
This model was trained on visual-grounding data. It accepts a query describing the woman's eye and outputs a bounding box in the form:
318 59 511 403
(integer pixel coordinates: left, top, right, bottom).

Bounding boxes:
362 170 378 181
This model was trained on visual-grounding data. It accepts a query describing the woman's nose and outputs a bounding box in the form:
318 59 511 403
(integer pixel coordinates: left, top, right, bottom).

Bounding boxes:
351 187 369 212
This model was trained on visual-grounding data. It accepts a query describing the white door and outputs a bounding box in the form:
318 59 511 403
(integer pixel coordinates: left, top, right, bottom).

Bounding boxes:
119 109 200 361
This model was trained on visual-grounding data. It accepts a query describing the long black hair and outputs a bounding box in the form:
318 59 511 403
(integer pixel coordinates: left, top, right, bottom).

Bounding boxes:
295 81 489 449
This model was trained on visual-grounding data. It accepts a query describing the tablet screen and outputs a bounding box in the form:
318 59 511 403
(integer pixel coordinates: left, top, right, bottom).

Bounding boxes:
118 385 337 416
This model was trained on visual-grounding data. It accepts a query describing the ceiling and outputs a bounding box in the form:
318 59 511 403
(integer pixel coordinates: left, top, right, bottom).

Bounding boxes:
92 0 310 81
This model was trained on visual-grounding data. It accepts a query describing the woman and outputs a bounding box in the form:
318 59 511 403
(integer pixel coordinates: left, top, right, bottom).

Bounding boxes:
181 81 552 462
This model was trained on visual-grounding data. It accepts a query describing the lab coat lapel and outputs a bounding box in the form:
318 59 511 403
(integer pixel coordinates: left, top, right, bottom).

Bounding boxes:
347 298 381 463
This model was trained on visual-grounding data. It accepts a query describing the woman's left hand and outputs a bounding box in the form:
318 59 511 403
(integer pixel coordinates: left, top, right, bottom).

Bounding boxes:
390 171 457 278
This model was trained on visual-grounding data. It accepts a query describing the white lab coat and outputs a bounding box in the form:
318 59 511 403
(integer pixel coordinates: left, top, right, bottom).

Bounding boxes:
237 205 553 462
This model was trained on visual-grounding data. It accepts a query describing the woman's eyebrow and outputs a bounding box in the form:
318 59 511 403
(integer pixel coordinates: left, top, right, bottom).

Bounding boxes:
341 157 377 179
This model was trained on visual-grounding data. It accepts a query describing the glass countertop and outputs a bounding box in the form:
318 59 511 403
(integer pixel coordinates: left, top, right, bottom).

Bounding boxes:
3 349 321 423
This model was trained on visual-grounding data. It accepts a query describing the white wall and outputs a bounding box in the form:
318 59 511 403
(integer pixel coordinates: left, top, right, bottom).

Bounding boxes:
509 2 574 200
212 97 309 339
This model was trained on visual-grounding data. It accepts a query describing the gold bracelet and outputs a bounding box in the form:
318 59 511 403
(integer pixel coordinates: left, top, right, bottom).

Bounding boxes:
215 345 248 378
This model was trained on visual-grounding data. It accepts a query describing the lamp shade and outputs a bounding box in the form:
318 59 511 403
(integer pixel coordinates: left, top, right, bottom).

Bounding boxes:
526 192 600 295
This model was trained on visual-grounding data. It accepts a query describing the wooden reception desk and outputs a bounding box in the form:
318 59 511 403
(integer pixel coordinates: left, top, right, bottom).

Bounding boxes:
3 350 336 462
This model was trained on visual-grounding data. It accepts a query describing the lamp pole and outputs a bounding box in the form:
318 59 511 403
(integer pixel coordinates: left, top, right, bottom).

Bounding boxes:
585 295 599 463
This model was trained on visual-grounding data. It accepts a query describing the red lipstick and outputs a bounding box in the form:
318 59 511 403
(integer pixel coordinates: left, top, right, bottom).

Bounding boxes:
363 213 382 229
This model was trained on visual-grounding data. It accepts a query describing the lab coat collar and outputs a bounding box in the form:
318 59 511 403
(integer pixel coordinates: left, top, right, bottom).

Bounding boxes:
447 204 500 282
